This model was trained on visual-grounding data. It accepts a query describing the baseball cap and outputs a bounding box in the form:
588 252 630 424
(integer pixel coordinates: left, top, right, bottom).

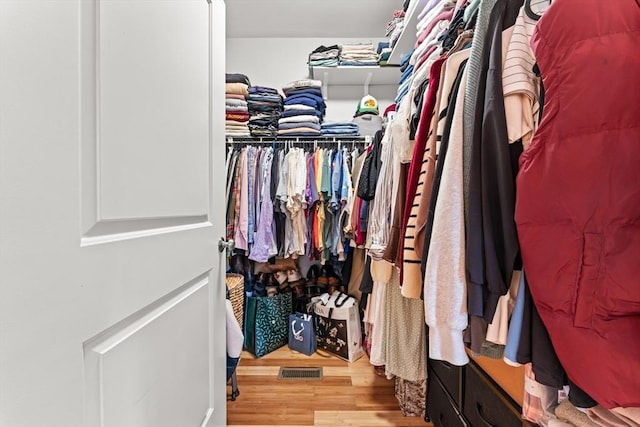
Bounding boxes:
357 95 379 115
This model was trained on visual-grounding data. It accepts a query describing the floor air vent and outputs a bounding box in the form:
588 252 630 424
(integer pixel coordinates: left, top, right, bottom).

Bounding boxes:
277 367 323 381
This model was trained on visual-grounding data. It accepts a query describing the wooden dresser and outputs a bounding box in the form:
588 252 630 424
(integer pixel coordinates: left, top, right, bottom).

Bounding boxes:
426 350 535 426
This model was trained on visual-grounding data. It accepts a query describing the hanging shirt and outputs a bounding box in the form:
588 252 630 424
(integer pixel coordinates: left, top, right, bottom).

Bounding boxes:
368 128 394 259
502 1 550 149
234 148 249 251
252 148 263 246
314 148 323 197
330 149 342 212
246 147 257 249
248 149 277 263
307 152 319 206
321 149 332 196
287 148 307 258
226 150 240 242
340 147 352 204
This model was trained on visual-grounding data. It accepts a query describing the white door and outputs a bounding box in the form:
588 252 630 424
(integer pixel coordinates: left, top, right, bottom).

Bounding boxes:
0 0 227 426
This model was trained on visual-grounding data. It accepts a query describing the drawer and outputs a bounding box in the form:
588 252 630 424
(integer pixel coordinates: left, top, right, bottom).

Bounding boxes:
430 358 464 407
427 374 467 427
463 363 524 427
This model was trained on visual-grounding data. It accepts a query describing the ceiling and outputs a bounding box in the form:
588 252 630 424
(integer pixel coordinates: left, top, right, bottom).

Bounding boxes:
225 0 401 38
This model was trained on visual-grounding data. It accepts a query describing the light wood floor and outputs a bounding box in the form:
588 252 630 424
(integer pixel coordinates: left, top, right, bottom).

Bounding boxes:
227 346 431 427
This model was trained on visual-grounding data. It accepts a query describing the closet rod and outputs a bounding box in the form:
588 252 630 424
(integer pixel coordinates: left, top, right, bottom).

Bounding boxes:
225 136 372 144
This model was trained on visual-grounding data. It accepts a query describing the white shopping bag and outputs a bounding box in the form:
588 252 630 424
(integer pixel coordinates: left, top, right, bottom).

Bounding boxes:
311 292 364 363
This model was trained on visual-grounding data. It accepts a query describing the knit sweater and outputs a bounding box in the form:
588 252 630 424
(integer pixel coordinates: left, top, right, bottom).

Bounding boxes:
423 59 469 366
402 50 468 298
462 0 497 222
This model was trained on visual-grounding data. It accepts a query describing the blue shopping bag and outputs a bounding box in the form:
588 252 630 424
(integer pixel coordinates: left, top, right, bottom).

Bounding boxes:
288 313 316 356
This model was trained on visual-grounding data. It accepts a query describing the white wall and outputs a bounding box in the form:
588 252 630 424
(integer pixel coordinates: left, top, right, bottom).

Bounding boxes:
226 37 397 122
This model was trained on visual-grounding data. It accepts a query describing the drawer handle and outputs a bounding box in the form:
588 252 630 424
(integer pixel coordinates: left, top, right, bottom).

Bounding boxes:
476 402 498 427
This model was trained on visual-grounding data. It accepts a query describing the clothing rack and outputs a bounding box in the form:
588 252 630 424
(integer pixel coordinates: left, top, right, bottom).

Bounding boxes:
225 135 373 148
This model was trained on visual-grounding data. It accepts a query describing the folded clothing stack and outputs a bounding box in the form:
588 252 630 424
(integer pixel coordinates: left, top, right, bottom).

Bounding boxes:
226 73 251 137
395 52 414 104
308 45 340 67
278 80 325 137
377 41 392 66
321 121 359 136
339 43 380 66
387 9 406 48
247 86 283 137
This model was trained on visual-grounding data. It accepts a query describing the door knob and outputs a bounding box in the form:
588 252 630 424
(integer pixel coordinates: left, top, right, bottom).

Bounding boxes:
218 238 235 254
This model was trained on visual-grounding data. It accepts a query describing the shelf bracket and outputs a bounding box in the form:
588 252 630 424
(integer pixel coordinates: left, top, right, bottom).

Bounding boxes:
364 71 373 96
322 71 329 100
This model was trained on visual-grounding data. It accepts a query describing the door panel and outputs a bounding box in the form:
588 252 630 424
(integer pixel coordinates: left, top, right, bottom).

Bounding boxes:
98 0 210 220
84 276 210 427
0 0 227 426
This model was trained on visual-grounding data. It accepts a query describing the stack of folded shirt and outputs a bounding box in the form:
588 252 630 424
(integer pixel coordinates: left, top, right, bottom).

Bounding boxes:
377 41 392 66
226 73 250 136
395 52 414 104
278 80 326 137
321 121 359 136
308 45 341 67
339 43 380 66
247 86 283 137
387 9 406 48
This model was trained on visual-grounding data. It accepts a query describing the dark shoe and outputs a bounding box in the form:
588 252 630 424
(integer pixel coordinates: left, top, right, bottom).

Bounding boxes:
289 279 305 299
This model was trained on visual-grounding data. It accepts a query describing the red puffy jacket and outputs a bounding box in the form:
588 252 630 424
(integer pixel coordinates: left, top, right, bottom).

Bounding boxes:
515 0 640 409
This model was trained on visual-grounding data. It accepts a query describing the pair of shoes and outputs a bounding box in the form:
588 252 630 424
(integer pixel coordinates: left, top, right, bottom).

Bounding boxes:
304 282 319 298
317 264 345 295
305 265 321 297
289 279 305 299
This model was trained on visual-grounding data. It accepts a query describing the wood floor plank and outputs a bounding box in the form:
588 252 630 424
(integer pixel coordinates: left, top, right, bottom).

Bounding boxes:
314 410 429 426
227 347 429 426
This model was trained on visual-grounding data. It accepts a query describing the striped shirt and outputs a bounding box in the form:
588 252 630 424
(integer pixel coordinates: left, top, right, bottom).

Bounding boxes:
502 1 550 150
402 49 470 299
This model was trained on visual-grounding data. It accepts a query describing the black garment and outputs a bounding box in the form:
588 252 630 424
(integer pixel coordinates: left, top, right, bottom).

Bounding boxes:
421 60 468 275
479 0 523 322
271 149 286 256
226 73 251 86
410 80 430 140
358 255 374 311
466 0 523 322
465 1 497 318
310 44 340 54
248 118 279 127
340 248 355 285
270 148 279 203
442 6 468 53
356 130 384 201
568 380 598 409
464 314 488 355
517 278 566 389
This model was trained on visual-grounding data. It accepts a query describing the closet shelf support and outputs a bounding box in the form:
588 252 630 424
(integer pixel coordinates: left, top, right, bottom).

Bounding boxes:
364 71 373 96
322 71 329 100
